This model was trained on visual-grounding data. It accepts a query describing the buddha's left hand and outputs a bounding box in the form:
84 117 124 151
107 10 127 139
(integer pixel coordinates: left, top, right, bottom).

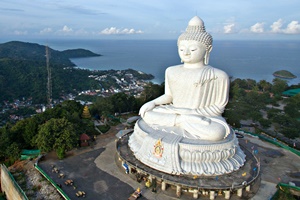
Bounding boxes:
170 107 197 115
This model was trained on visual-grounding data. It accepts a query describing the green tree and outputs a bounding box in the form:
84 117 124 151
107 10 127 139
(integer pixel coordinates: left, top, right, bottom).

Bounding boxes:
35 118 77 158
281 126 300 139
35 122 56 152
258 80 272 92
267 108 281 120
9 117 39 149
252 85 259 92
0 125 12 159
244 91 266 110
272 78 288 96
245 79 257 90
140 82 164 102
284 94 300 118
56 147 65 160
23 118 39 147
10 120 27 147
110 93 127 114
272 113 291 126
231 78 248 89
258 118 271 129
90 97 114 121
6 142 21 161
127 95 138 112
223 107 241 128
230 83 245 101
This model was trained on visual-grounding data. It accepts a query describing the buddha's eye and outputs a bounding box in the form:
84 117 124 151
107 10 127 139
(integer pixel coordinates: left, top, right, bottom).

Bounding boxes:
191 48 197 52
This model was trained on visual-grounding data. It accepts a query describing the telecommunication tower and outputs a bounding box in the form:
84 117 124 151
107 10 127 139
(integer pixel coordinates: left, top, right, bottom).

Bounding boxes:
46 45 52 106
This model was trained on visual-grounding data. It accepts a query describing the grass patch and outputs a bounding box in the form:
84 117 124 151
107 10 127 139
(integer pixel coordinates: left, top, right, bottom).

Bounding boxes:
97 125 110 133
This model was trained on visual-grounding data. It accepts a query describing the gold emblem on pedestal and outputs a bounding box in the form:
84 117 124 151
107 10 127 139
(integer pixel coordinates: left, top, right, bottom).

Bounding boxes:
153 138 164 158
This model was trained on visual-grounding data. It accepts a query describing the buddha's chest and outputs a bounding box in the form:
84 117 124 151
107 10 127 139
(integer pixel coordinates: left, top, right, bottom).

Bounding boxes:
168 69 208 89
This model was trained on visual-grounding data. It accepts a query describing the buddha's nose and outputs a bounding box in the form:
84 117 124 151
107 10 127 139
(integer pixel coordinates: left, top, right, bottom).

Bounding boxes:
184 49 191 55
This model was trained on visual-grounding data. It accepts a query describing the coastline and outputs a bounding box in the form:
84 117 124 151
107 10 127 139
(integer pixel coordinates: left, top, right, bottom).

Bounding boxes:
62 39 300 86
273 74 297 79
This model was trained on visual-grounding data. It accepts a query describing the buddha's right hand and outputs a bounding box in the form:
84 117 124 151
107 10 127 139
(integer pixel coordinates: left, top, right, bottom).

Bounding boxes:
139 101 156 118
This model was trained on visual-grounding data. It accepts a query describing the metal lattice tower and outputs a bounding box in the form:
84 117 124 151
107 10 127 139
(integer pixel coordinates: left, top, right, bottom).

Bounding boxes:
46 45 52 106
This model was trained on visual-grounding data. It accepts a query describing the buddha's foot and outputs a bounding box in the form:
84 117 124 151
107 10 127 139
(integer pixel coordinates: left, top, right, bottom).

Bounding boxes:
181 116 226 141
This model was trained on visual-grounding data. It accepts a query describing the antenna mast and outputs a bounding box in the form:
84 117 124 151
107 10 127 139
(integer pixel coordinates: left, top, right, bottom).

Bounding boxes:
46 45 52 107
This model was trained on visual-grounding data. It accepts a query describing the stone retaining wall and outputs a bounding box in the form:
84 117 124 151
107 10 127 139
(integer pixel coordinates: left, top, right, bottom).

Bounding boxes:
0 164 28 200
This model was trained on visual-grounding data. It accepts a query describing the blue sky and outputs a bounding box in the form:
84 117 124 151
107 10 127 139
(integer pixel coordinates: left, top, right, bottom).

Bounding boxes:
1 0 300 40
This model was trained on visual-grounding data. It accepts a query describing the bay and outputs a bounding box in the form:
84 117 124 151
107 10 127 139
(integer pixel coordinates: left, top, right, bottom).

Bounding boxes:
46 39 300 85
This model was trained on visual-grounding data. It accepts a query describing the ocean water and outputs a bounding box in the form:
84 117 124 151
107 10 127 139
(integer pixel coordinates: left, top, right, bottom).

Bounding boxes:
44 39 300 85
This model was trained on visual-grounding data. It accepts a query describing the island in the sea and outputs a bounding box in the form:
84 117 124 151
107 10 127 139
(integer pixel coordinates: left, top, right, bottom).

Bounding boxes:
273 70 297 79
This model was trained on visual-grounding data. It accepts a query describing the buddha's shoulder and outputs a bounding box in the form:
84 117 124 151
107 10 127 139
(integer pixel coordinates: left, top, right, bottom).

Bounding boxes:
166 65 228 77
165 65 183 73
209 66 229 79
167 64 183 70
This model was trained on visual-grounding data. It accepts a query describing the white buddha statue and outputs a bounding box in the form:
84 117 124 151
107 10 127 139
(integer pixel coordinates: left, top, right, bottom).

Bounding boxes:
128 16 245 176
139 16 230 141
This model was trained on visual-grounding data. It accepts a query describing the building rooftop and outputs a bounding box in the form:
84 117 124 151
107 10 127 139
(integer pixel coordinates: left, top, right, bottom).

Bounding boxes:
282 88 300 97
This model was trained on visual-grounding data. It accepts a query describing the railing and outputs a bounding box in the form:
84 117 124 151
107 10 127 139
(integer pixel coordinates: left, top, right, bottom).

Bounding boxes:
233 129 300 157
116 137 261 191
34 163 71 200
271 182 300 199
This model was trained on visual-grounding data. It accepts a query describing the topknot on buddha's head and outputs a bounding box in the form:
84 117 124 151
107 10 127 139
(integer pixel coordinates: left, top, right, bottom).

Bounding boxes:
178 16 213 50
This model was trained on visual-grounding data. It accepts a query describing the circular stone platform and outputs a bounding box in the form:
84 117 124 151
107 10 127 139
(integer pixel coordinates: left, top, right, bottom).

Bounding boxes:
128 119 246 176
116 133 261 199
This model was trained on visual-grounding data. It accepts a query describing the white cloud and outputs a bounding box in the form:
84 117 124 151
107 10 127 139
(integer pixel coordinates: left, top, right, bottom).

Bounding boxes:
62 25 73 33
100 27 143 35
40 27 53 34
223 23 235 34
270 19 283 33
55 25 74 35
270 19 300 34
101 27 116 34
284 21 300 34
13 30 28 35
40 27 89 36
250 22 264 33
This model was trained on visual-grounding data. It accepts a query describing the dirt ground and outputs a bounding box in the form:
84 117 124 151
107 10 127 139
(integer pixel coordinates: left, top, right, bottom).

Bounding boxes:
8 160 63 200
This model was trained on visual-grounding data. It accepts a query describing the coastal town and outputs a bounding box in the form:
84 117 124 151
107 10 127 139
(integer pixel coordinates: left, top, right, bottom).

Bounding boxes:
84 69 150 97
0 69 152 127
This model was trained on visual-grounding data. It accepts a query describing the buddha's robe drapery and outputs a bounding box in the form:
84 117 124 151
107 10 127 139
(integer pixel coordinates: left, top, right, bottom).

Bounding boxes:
143 65 230 140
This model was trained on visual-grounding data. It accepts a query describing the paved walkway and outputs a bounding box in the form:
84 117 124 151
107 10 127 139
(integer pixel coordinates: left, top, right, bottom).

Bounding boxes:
96 139 264 200
251 181 277 200
95 132 300 199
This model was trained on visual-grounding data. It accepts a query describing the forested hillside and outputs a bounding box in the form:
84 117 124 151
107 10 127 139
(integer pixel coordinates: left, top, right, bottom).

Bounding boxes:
0 41 100 103
0 41 74 66
61 48 101 58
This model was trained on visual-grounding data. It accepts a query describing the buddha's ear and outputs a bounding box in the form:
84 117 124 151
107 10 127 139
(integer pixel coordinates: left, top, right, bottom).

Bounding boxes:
204 45 212 65
207 45 213 53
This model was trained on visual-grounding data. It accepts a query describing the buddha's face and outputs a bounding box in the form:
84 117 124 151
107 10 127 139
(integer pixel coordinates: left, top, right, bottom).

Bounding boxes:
178 40 206 64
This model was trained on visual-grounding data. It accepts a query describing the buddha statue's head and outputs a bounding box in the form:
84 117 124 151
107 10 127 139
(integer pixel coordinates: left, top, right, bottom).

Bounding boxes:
178 16 213 65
